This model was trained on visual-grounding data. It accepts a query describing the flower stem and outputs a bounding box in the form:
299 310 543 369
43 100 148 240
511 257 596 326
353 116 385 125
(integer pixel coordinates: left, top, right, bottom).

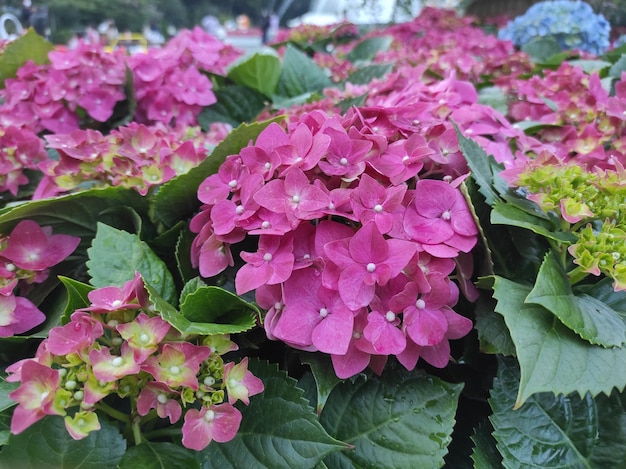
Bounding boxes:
95 402 131 424
131 416 143 446
567 265 588 285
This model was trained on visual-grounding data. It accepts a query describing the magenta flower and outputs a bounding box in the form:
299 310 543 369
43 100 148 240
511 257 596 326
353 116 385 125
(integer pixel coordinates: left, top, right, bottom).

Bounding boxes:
136 382 182 423
350 173 406 234
182 403 242 450
323 222 416 310
89 343 141 382
9 360 62 434
79 273 143 313
46 311 104 356
1 220 80 271
235 234 295 295
223 357 264 405
142 342 211 389
274 268 355 354
117 313 171 362
0 294 46 337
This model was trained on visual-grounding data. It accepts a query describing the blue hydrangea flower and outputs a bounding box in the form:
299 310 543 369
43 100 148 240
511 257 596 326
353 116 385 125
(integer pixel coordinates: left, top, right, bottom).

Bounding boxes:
498 0 610 56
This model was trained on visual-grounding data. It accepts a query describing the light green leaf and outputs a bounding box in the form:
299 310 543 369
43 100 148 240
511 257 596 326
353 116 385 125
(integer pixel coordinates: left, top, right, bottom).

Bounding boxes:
275 45 333 98
151 117 283 229
0 416 126 468
491 200 574 243
568 59 611 73
198 85 267 128
321 367 463 469
87 223 176 304
118 442 201 469
144 281 255 336
58 276 94 324
492 276 626 406
179 285 259 324
478 86 508 115
526 251 626 347
608 55 626 79
346 36 393 62
0 29 53 87
490 357 626 469
226 50 282 98
522 36 562 62
199 359 346 469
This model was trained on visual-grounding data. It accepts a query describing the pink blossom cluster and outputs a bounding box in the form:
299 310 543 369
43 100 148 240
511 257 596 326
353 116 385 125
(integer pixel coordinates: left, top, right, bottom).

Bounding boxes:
190 100 483 379
128 27 242 127
6 273 263 450
0 125 48 195
503 65 626 176
0 41 128 134
0 220 80 337
34 122 231 198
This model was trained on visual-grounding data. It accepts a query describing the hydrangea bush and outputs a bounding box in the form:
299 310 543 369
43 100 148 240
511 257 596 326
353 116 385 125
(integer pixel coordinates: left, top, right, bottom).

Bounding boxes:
1 6 626 468
498 0 611 55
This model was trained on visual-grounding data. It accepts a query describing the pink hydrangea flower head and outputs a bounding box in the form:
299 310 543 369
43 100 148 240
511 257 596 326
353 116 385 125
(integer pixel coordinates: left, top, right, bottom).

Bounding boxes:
9 360 62 434
222 357 264 405
116 312 171 362
142 342 211 389
1 220 80 271
136 381 182 423
182 403 242 450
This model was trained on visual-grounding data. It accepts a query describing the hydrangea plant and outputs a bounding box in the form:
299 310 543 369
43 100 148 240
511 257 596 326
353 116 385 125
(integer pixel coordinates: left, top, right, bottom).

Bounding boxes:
498 0 611 55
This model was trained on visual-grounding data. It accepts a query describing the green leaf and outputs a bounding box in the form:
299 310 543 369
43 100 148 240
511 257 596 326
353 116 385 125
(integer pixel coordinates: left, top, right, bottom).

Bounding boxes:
608 55 626 79
0 29 53 87
0 416 126 468
151 117 283 229
455 128 506 206
0 380 18 412
490 357 626 469
299 352 343 415
526 251 626 347
87 223 176 304
568 59 611 74
522 36 562 62
470 420 503 469
179 277 207 304
321 367 463 469
144 282 255 335
491 200 575 243
492 276 626 406
199 359 346 469
474 294 516 356
198 85 267 128
274 45 333 99
344 63 393 85
478 86 508 115
346 36 393 63
226 50 282 98
58 276 94 324
118 442 201 469
180 285 259 324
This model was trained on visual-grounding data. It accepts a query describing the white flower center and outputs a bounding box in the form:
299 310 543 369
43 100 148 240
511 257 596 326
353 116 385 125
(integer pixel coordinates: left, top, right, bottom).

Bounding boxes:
373 204 383 212
319 308 329 318
385 311 395 322
204 409 215 422
111 357 123 367
264 253 273 262
366 263 376 272
292 195 300 203
416 299 426 309
441 210 451 221
339 157 349 165
169 365 180 374
157 393 168 404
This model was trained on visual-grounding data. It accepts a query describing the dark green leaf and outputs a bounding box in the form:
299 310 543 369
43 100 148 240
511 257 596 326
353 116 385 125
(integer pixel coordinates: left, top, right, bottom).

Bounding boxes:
151 117 283 229
337 93 368 113
470 420 503 469
344 63 393 85
226 51 282 98
198 85 267 128
526 251 626 347
58 276 94 324
0 412 11 446
87 223 176 304
474 295 516 356
346 36 393 63
455 128 506 206
0 380 18 412
490 357 626 469
321 367 463 469
144 282 255 335
492 276 626 406
199 359 346 469
0 29 53 87
299 352 343 415
274 45 333 99
0 416 126 468
118 442 201 469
